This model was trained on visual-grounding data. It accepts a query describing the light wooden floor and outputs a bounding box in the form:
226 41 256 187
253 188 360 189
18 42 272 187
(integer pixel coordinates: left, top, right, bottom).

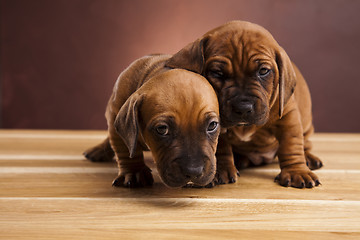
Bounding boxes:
0 130 359 239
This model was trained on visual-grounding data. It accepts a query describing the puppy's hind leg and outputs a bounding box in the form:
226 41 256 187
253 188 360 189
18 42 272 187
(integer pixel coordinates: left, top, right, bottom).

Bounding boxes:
83 137 115 162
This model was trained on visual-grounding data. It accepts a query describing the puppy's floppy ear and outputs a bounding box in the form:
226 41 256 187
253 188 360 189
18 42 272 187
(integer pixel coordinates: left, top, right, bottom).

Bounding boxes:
276 47 297 118
114 93 144 158
165 38 207 74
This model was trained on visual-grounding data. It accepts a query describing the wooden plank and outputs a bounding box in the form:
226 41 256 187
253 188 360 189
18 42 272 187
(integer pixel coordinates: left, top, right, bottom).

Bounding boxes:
0 129 107 138
1 130 360 239
0 169 359 201
1 130 359 168
0 130 106 157
1 130 360 156
0 152 359 169
3 228 356 240
0 198 359 239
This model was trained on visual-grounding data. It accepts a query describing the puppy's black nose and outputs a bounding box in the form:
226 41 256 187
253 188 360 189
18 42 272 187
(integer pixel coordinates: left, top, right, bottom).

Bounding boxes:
233 101 254 117
181 165 204 179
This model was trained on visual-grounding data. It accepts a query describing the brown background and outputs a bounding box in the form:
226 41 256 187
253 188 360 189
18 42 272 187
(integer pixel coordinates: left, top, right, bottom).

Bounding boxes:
1 0 359 132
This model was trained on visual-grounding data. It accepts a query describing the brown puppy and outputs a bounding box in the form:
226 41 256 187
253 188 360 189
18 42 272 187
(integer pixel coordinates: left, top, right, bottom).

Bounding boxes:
84 61 220 188
165 21 323 188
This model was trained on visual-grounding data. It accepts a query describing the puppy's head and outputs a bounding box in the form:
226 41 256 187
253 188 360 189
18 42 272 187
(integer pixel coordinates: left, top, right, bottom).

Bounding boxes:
166 21 296 128
114 69 220 187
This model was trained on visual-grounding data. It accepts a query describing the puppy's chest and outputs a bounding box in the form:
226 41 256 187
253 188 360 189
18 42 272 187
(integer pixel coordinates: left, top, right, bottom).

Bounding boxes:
226 126 257 142
226 126 276 146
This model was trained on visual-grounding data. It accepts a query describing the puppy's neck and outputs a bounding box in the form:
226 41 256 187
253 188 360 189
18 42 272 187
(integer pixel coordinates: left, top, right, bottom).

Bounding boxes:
227 125 257 142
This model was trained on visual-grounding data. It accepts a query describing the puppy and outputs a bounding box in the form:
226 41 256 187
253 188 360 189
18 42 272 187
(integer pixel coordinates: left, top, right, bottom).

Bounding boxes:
165 21 323 188
84 60 220 188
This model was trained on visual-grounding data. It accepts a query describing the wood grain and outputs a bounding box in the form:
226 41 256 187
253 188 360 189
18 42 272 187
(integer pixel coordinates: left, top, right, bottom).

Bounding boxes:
0 130 359 239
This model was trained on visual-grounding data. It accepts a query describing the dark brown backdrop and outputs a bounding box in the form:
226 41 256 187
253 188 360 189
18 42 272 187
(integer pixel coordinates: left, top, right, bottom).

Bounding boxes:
1 0 360 132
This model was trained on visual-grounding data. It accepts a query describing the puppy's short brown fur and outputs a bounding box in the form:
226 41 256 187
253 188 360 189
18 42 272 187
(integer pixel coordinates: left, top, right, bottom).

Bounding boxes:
85 62 220 188
166 21 322 188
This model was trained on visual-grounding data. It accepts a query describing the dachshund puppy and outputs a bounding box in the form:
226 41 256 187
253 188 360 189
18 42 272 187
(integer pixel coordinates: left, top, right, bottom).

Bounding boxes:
85 62 220 188
166 21 322 188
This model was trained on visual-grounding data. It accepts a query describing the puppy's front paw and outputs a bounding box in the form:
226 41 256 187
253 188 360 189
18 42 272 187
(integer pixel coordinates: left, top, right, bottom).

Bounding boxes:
275 167 321 188
112 166 154 188
214 164 239 185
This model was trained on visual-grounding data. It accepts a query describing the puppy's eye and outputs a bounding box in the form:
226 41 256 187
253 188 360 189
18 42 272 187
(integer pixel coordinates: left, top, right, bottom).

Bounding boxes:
207 121 219 133
209 70 224 79
156 125 169 136
258 67 271 77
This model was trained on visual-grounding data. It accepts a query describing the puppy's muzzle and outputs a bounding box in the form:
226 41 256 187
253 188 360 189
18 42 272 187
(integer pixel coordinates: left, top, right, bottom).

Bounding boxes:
179 162 204 180
232 100 254 120
230 97 257 124
225 95 268 127
161 156 214 187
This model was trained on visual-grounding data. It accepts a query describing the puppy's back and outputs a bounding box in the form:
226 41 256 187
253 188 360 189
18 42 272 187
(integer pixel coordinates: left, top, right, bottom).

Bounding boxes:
106 54 171 120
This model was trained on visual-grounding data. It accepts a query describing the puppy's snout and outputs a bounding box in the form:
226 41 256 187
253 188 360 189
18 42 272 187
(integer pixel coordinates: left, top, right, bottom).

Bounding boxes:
176 157 204 179
233 100 254 116
181 165 204 179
